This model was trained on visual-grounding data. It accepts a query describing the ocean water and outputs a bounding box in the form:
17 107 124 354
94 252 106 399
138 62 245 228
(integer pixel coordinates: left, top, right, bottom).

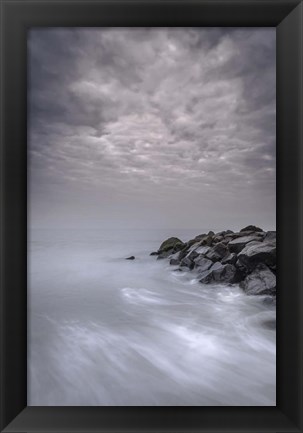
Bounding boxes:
28 228 276 406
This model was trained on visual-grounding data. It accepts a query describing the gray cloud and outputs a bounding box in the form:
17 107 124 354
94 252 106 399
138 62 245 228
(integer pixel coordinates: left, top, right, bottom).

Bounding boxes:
28 28 276 231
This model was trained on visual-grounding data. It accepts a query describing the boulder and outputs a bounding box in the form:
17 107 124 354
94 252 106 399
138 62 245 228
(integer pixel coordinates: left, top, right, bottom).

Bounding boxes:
180 256 195 269
199 234 214 246
125 256 135 260
239 264 276 296
157 249 173 260
238 241 276 271
213 235 223 244
184 242 210 260
264 231 276 242
240 225 263 233
216 230 234 237
169 251 181 265
228 236 261 254
198 268 215 284
193 233 207 241
158 237 184 253
199 262 241 284
205 242 228 262
211 262 241 284
183 245 201 261
194 245 210 255
235 259 249 277
194 257 213 272
221 252 237 265
150 251 159 256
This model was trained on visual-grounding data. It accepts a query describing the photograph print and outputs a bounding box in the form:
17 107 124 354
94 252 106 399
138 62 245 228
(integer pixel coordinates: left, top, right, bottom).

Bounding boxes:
28 27 276 406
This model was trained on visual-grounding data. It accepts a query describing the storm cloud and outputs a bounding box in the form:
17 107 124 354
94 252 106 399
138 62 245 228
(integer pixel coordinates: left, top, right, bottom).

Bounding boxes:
28 28 276 231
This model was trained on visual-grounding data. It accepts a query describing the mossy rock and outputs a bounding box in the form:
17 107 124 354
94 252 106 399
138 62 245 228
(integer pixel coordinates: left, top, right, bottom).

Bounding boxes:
159 237 184 253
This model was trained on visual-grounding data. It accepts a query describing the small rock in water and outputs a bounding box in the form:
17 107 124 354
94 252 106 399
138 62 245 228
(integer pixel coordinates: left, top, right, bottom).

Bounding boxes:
125 256 135 260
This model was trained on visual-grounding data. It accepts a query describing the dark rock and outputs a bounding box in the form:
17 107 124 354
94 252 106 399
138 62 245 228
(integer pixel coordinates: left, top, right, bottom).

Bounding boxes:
194 257 213 272
199 234 214 246
193 245 211 255
216 230 233 237
180 256 194 270
263 296 277 306
126 256 135 260
235 259 249 276
185 238 199 249
230 231 263 239
198 268 215 284
240 225 263 233
183 247 200 262
158 237 184 253
205 242 228 262
213 235 223 244
199 262 241 284
221 252 237 265
169 251 181 265
193 233 207 241
228 236 261 254
264 231 276 242
238 241 276 271
239 264 276 295
150 251 159 256
211 262 242 284
157 249 174 259
220 237 232 245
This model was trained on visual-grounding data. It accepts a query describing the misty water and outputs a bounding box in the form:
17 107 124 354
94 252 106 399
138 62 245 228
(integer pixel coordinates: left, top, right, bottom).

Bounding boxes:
28 229 276 406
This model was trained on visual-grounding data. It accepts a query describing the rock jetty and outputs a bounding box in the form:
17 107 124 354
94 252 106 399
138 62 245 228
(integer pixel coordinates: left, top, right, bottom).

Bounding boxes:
152 226 276 297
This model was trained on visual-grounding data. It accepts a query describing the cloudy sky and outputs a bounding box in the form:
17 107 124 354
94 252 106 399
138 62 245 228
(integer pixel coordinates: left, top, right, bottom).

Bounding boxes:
28 28 276 231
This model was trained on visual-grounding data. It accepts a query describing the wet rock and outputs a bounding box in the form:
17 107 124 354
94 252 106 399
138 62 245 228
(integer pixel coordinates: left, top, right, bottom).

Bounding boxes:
193 245 210 255
205 242 228 262
235 259 249 277
126 256 135 260
154 228 276 298
238 241 276 271
169 251 181 265
199 234 214 246
198 268 214 284
240 264 276 295
211 263 241 284
228 236 261 254
240 225 263 233
194 257 213 272
264 231 276 242
221 252 237 265
217 230 234 237
193 233 207 241
157 249 174 259
213 235 223 244
263 296 277 306
180 256 194 270
184 247 200 262
199 262 241 284
159 237 184 253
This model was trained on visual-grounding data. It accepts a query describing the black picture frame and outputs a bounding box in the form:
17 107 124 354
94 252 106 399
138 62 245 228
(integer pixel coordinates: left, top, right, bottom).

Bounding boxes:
0 0 302 432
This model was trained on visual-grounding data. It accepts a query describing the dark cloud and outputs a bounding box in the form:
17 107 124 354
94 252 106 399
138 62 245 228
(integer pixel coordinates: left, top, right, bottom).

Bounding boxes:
28 28 276 230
